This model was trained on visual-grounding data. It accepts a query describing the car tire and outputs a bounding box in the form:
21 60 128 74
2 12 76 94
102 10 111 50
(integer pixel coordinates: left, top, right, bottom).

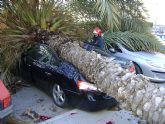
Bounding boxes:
52 84 69 108
134 63 142 74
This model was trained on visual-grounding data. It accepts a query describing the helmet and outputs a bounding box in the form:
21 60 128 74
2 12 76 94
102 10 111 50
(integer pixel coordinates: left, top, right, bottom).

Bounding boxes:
93 27 102 36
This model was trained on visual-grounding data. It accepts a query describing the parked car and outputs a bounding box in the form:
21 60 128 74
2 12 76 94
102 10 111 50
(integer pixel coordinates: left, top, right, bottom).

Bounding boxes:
17 43 118 111
83 42 135 73
0 80 13 123
108 42 165 83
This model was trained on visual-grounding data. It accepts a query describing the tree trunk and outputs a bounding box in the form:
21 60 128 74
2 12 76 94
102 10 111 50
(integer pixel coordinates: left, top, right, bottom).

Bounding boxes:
48 35 165 124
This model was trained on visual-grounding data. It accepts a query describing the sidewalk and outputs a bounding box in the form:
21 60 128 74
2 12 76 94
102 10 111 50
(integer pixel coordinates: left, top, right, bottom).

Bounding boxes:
40 109 139 124
12 87 69 122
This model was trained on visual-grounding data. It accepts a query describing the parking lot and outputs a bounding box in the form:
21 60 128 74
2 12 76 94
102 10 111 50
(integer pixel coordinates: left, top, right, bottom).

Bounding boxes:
11 86 140 124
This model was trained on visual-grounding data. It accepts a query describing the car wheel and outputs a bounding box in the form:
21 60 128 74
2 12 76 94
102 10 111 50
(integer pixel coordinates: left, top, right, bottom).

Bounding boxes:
134 63 142 74
52 84 68 108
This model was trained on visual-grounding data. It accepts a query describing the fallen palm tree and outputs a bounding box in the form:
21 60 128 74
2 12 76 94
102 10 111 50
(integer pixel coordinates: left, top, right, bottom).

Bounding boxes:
48 36 165 124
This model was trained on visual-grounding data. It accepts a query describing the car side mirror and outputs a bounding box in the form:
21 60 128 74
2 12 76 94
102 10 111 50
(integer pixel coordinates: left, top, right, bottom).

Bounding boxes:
109 48 116 53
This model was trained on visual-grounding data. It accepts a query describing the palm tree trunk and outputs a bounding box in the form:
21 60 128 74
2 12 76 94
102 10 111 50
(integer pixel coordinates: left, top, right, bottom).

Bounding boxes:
48 35 165 124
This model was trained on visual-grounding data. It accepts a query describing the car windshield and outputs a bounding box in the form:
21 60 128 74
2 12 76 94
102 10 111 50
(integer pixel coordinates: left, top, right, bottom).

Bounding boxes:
43 45 61 66
27 44 61 65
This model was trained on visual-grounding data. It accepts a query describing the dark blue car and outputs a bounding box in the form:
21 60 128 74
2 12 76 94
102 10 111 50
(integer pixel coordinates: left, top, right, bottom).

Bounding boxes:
18 43 118 110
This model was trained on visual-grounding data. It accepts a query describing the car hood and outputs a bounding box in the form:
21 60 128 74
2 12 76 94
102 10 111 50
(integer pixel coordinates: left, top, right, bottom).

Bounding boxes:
57 61 79 79
132 51 165 62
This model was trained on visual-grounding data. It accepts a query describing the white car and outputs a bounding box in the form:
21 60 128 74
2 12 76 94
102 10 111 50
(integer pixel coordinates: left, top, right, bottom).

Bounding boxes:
109 42 165 83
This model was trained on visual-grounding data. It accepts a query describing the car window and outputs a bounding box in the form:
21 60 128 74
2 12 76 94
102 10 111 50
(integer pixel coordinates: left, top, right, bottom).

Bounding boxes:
110 43 122 53
27 46 44 60
27 45 52 61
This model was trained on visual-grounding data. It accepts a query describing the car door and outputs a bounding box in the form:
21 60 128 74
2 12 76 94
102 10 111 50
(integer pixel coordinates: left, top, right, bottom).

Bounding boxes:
44 50 75 92
36 50 55 91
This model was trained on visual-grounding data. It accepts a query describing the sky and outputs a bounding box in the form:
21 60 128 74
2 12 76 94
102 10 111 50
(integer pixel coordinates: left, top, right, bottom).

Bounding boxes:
143 0 165 25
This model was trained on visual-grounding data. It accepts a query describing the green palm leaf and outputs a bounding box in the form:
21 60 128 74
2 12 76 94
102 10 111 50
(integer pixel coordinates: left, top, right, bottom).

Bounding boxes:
104 31 161 52
95 0 120 30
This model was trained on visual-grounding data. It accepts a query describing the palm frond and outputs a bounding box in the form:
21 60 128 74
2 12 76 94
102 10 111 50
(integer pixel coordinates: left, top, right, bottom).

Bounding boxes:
69 0 97 20
116 0 148 20
95 0 120 30
70 0 120 31
1 0 82 43
104 31 161 52
120 17 152 33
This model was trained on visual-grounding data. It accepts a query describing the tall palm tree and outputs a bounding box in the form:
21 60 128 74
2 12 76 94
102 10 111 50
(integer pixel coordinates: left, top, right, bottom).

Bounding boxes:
0 0 165 123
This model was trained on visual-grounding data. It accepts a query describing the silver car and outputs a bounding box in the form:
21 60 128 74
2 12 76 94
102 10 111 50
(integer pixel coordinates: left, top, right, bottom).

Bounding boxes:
109 42 165 83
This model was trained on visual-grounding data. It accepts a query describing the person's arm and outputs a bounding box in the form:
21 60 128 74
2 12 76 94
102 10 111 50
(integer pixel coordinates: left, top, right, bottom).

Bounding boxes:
91 37 98 44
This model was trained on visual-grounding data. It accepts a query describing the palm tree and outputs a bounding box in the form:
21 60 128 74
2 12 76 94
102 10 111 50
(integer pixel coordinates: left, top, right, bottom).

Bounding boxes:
0 0 165 123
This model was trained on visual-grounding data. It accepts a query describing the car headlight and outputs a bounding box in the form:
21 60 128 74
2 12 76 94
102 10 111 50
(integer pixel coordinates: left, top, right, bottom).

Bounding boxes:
146 60 165 68
77 80 98 91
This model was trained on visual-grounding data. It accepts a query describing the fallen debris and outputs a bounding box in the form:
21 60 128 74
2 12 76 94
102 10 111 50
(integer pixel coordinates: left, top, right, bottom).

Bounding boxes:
23 109 51 122
106 121 113 124
23 109 40 122
39 115 51 121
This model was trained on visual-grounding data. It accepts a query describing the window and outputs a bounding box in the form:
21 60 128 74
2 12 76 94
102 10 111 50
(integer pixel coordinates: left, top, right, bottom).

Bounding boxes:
109 43 122 53
27 45 51 61
28 49 43 60
27 44 60 65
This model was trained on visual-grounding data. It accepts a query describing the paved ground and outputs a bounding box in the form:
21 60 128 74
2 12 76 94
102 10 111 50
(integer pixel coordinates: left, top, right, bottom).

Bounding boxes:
12 86 70 123
11 86 140 124
39 109 139 124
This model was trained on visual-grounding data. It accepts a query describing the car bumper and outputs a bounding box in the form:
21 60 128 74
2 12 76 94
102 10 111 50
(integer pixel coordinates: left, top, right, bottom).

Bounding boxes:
146 69 165 83
79 91 118 111
0 105 13 119
141 64 165 83
147 75 165 83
